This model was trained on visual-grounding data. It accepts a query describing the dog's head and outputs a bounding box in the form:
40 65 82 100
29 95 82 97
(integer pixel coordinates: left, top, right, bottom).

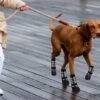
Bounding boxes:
80 19 100 39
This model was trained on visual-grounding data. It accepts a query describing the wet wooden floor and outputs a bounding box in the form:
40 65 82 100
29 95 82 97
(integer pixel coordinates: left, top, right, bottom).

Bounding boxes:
0 0 100 100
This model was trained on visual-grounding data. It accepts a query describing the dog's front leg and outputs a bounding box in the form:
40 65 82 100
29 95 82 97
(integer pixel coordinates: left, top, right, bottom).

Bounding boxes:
83 53 94 80
68 56 80 92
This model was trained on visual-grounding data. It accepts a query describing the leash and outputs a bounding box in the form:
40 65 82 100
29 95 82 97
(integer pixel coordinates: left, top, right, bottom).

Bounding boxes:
0 10 19 22
0 6 76 26
29 6 69 25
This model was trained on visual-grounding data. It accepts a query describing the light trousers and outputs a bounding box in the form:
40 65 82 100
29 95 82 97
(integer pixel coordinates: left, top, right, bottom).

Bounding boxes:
0 44 4 75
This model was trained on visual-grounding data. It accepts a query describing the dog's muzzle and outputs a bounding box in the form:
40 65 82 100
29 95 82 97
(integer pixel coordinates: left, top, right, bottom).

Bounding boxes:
96 33 100 38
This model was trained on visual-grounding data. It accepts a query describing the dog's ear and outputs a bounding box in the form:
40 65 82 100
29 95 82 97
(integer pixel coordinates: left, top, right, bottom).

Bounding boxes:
80 23 91 39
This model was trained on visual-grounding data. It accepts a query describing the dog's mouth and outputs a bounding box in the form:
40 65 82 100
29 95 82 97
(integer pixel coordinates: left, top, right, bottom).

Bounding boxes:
92 33 100 38
96 33 100 38
92 34 97 39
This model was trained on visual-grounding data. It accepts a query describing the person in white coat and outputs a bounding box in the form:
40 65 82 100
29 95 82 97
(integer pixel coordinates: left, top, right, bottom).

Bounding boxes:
0 0 29 96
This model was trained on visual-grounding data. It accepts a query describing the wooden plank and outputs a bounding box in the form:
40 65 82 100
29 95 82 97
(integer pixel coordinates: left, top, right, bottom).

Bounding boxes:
3 59 98 99
0 0 100 100
2 68 86 100
0 80 46 100
0 91 26 100
0 76 66 100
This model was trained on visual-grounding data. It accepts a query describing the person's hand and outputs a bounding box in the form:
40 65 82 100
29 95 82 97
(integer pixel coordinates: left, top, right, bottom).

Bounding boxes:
19 5 30 11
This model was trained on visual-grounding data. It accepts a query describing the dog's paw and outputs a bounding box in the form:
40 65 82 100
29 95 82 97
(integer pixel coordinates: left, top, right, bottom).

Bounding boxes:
62 79 69 87
51 67 56 76
85 73 92 80
72 86 80 93
51 70 56 76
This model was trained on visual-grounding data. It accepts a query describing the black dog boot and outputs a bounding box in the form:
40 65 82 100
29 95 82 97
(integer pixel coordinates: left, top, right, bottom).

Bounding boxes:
85 66 94 80
51 58 56 76
61 69 69 87
70 75 80 93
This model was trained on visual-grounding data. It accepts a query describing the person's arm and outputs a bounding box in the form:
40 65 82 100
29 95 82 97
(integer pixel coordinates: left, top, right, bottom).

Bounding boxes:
0 0 29 11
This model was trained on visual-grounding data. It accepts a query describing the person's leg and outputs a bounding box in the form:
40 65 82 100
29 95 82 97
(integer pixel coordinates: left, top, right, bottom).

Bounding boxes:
0 44 5 96
0 12 7 96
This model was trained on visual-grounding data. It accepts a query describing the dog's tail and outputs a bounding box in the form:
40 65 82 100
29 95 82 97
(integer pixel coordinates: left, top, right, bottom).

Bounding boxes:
49 13 62 31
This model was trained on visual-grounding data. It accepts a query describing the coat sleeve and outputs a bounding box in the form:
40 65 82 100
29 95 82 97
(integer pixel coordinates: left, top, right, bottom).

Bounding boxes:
0 0 26 9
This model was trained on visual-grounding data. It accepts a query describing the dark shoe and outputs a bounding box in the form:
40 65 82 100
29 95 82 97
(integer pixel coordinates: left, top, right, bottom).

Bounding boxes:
0 88 3 96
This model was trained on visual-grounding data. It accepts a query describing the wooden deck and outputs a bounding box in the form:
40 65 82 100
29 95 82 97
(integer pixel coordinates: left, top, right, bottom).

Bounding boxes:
0 0 100 100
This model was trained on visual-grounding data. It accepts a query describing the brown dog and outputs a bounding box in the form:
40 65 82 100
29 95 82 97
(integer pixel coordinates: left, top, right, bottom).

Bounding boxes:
49 14 100 92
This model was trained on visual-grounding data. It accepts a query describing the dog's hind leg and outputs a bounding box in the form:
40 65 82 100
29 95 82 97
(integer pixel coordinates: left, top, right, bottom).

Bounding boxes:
61 46 69 87
51 39 61 76
68 55 80 92
61 58 69 88
83 53 94 80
